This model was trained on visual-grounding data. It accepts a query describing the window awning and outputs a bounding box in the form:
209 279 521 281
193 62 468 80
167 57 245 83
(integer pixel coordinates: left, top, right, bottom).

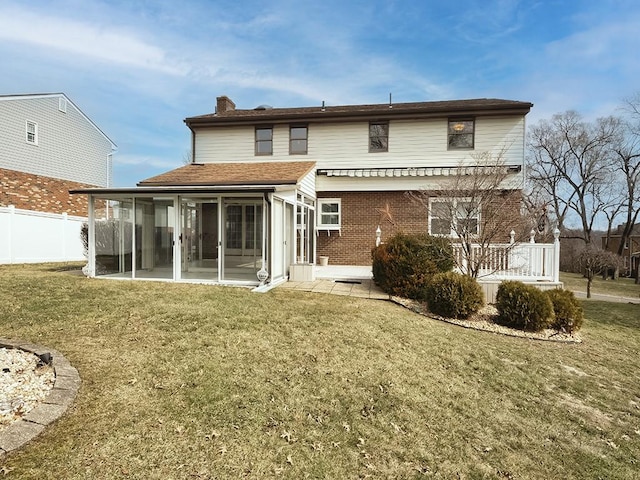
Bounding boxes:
317 165 521 178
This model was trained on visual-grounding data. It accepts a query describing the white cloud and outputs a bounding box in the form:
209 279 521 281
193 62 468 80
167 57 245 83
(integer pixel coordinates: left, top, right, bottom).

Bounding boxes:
0 5 186 75
114 154 180 170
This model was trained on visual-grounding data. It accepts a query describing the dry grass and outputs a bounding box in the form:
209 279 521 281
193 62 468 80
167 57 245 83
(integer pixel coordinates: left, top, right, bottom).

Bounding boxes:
1 263 639 479
560 271 640 299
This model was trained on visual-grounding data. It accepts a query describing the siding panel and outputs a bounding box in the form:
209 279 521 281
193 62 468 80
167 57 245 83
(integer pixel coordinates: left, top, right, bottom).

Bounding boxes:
0 95 114 187
193 116 525 170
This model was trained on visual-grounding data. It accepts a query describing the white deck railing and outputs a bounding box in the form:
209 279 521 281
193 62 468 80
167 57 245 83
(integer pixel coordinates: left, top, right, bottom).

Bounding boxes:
452 229 560 282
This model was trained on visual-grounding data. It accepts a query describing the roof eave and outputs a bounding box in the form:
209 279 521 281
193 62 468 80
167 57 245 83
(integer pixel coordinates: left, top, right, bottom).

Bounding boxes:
185 104 533 127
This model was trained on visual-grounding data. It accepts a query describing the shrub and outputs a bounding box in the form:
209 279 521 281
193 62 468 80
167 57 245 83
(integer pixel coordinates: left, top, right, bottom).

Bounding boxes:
545 289 584 334
372 233 454 300
424 271 484 319
495 281 554 332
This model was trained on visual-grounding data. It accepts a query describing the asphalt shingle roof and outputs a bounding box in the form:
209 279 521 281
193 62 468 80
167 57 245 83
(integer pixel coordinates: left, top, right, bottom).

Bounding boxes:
186 98 533 126
138 161 316 187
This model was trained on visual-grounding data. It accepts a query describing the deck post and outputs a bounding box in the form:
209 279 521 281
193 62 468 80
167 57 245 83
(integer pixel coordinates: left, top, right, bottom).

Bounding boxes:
553 228 560 283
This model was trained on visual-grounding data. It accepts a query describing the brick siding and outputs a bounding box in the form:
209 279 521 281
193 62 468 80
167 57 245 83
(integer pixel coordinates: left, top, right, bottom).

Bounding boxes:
0 167 93 216
316 190 523 266
316 191 427 265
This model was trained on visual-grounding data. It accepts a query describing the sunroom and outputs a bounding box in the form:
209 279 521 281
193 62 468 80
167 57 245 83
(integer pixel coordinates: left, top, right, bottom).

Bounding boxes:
71 161 317 288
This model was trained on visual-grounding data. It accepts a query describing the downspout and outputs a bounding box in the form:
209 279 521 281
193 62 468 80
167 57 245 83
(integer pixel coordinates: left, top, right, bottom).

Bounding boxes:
262 192 271 284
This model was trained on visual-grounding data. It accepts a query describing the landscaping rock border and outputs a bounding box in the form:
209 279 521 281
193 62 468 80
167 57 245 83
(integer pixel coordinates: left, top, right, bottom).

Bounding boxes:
391 297 582 343
0 339 80 456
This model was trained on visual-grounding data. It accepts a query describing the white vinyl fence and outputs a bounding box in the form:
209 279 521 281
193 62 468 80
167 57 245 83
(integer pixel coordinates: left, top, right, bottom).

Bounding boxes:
0 205 86 264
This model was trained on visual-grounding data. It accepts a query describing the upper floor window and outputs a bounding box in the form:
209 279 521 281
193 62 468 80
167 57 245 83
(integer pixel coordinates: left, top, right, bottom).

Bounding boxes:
429 198 479 237
369 122 388 152
290 126 308 154
255 127 273 155
317 198 341 229
26 121 38 145
448 119 474 149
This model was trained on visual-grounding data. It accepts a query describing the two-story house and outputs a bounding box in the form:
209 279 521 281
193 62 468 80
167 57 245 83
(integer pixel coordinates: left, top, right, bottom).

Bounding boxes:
0 93 116 215
1 93 116 264
75 95 532 287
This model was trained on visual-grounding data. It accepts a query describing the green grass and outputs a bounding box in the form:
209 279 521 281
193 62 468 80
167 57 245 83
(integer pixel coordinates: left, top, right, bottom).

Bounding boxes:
560 271 640 299
1 263 640 479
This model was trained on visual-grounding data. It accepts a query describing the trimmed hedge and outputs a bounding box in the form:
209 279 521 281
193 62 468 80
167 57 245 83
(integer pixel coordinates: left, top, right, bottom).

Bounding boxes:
424 271 484 319
545 288 584 333
495 281 554 332
372 233 454 300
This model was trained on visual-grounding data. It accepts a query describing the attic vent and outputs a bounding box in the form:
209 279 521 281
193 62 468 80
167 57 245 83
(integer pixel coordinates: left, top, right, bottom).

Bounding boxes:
58 97 67 113
255 104 273 110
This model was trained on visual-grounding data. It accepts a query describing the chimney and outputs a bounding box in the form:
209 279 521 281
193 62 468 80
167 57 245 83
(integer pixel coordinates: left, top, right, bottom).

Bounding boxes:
216 96 236 114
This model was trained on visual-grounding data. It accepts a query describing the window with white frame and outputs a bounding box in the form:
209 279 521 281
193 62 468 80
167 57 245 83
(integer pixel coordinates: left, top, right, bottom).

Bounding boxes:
317 199 341 228
429 198 479 236
26 121 38 145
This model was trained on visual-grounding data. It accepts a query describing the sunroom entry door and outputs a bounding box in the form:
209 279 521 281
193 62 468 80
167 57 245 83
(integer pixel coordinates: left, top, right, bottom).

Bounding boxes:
223 202 263 282
180 199 218 281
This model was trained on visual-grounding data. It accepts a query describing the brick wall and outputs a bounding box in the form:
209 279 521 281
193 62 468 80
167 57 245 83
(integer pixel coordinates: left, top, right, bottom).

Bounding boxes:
316 190 523 266
0 167 93 216
316 191 427 265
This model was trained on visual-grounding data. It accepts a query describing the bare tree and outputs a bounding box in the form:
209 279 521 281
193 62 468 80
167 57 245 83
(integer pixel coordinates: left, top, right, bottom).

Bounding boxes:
182 149 193 165
527 111 621 245
577 247 624 298
610 96 640 256
409 151 526 278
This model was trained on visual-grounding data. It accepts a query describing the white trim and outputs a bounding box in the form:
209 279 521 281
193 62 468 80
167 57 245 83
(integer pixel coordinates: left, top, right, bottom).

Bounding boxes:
25 120 38 145
317 198 341 229
429 197 480 237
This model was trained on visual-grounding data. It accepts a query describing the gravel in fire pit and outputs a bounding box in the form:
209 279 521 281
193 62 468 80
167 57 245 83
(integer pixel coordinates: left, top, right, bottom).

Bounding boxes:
0 347 55 428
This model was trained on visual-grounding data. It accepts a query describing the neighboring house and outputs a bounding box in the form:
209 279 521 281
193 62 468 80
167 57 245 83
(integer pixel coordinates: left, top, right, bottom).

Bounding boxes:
603 223 640 277
76 95 532 288
0 93 116 263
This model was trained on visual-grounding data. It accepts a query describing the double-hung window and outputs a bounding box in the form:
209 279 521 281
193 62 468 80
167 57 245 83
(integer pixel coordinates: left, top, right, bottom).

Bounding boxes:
429 198 479 237
448 118 474 149
369 122 388 152
255 127 273 155
317 199 341 229
290 126 308 154
26 121 38 145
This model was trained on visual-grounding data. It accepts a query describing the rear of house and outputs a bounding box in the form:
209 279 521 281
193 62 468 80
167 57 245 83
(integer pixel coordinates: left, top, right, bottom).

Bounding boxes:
76 95 532 288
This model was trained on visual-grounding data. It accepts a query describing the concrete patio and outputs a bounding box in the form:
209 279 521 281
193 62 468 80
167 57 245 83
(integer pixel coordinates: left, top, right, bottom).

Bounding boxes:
278 265 389 299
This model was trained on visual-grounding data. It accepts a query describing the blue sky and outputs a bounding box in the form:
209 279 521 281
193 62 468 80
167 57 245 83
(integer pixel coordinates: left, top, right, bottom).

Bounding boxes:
1 0 639 187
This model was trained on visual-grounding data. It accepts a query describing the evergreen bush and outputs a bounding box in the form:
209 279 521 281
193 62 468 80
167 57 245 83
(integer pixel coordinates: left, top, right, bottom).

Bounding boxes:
545 288 584 333
424 271 484 319
495 281 554 332
371 233 454 300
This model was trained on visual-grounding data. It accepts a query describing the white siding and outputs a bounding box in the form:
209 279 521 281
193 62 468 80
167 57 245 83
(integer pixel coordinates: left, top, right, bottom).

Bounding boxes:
298 168 316 198
194 116 525 170
0 95 114 186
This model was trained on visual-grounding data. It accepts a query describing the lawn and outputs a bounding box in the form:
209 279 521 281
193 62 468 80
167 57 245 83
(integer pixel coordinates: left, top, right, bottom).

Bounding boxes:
560 271 640 299
1 263 639 479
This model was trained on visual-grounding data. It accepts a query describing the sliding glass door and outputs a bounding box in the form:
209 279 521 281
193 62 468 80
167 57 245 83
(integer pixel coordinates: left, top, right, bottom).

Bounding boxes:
180 199 218 281
222 201 263 282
